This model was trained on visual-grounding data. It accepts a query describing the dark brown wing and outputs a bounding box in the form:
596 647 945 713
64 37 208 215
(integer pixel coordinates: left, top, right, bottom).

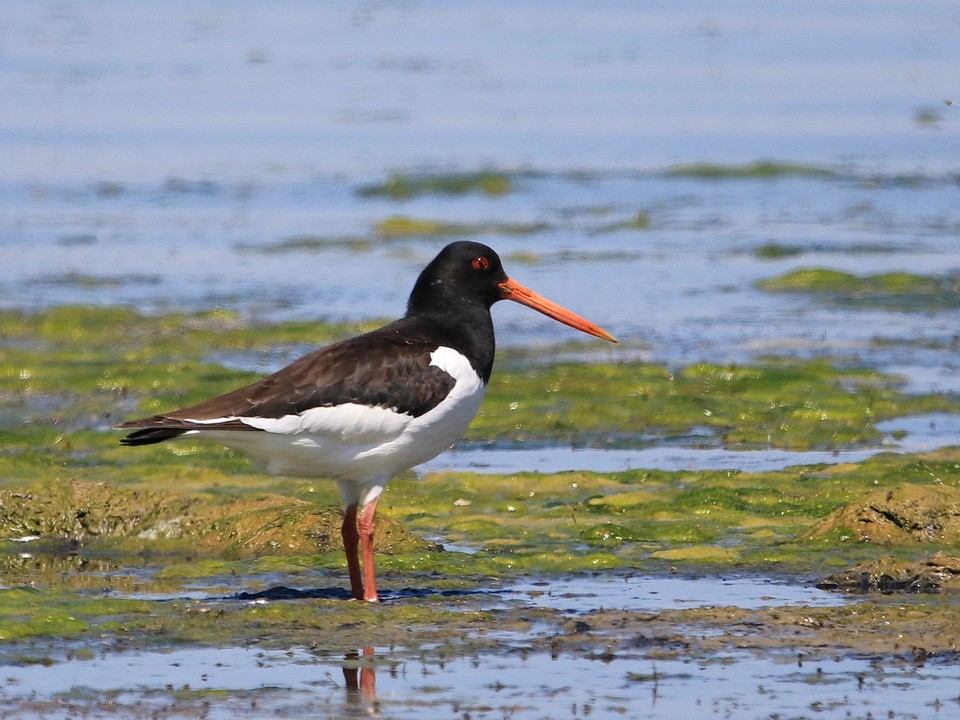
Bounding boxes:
118 318 458 446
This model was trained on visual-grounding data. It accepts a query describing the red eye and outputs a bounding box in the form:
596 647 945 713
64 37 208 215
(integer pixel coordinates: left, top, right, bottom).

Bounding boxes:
471 256 490 271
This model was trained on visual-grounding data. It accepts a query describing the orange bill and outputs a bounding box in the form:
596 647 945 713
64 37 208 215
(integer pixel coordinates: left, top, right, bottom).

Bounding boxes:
498 277 618 343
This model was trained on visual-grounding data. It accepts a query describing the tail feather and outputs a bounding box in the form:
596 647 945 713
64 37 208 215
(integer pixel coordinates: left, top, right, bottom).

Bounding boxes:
117 414 259 446
119 427 189 446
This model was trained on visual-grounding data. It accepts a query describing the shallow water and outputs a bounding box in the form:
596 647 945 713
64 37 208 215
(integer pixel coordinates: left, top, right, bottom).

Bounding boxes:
505 573 846 612
2 1 957 181
423 413 960 475
120 572 847 611
0 574 867 719
2 640 954 720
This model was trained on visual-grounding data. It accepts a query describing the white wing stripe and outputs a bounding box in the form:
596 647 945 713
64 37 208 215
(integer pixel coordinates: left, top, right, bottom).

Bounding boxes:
184 403 414 441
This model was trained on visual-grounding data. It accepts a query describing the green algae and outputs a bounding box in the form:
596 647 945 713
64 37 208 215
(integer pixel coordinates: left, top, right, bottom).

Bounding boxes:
589 210 652 234
0 306 368 424
1 442 960 645
0 587 149 641
754 242 804 260
0 305 366 354
665 161 836 180
357 171 513 199
0 477 427 564
758 268 960 310
28 272 161 289
1 304 958 581
135 591 499 651
374 215 549 238
753 242 899 260
382 447 960 575
236 235 373 254
474 358 960 450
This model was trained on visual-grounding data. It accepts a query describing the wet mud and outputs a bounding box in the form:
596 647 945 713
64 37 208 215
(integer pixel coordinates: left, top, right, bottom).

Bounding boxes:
809 482 960 545
819 552 960 594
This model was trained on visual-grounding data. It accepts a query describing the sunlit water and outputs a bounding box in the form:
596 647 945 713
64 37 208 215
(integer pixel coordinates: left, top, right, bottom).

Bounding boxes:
2 641 956 720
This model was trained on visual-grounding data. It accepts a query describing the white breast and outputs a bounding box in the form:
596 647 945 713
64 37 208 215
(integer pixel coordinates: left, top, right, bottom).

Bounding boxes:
366 345 486 469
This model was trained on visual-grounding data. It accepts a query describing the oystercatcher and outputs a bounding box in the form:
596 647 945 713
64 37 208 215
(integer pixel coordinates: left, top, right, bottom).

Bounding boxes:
118 241 615 601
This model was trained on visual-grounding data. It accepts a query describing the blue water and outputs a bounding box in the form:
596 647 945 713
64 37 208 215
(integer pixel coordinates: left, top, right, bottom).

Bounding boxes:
422 413 960 474
1 1 958 180
1 640 955 720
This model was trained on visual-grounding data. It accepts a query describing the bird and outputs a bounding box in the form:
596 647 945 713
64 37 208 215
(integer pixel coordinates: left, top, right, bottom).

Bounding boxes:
118 241 616 602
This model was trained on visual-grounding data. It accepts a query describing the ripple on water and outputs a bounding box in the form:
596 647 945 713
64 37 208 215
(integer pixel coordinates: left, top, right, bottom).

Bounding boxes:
0 640 955 720
503 573 851 613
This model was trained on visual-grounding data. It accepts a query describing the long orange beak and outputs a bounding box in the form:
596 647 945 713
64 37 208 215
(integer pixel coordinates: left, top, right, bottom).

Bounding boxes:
498 277 618 343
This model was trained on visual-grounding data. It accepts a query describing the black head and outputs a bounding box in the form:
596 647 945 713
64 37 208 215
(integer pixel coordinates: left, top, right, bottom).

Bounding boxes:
407 241 507 315
407 241 617 343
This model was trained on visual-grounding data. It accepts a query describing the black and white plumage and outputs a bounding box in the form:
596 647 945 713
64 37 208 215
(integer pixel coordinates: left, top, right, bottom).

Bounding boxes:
119 241 616 601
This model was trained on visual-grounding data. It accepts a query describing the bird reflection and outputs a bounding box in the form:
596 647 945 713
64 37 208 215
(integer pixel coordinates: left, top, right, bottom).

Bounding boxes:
343 647 377 714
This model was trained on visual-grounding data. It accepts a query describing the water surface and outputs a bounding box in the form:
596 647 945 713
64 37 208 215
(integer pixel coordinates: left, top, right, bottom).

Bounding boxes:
2 642 953 720
423 413 960 475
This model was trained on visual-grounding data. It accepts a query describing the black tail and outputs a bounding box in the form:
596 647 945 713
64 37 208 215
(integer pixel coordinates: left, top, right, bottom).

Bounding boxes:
119 427 188 446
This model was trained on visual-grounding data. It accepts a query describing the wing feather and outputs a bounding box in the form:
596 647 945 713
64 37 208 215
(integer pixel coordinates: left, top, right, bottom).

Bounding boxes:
118 318 458 445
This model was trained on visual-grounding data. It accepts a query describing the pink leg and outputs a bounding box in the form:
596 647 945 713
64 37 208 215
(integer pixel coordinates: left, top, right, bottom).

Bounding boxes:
341 503 364 601
358 497 380 603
